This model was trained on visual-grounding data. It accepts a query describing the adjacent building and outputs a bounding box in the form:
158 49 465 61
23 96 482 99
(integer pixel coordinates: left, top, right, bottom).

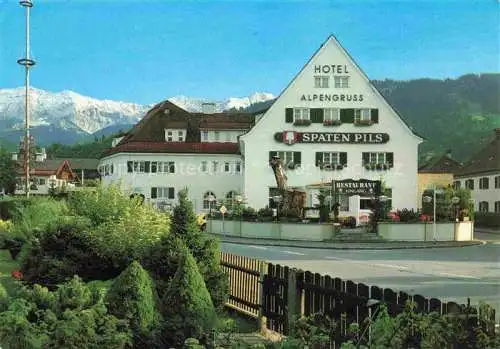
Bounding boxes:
417 150 462 209
453 129 500 213
100 36 422 220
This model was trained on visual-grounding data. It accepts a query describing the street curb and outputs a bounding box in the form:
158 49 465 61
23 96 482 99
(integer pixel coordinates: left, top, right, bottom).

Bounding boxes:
212 234 486 250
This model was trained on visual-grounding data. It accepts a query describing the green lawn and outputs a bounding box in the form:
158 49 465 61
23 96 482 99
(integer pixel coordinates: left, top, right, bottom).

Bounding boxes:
0 249 20 296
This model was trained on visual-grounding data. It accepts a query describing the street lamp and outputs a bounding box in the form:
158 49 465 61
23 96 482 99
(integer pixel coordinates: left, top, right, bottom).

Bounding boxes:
208 194 216 232
422 184 444 241
272 195 283 222
451 196 460 222
235 194 243 236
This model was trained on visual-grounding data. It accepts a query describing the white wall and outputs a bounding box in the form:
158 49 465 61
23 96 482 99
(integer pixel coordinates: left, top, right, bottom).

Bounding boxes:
201 130 246 143
454 173 500 212
99 152 244 214
240 37 420 212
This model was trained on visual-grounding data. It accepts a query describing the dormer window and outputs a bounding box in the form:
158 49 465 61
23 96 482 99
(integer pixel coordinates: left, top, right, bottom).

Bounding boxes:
166 130 174 142
202 131 208 141
177 130 184 142
165 129 186 142
214 131 220 141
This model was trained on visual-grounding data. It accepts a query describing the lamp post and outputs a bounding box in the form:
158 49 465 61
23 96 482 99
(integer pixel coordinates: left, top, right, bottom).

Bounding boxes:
208 194 215 233
17 0 36 198
272 195 283 222
451 196 460 222
423 184 444 241
235 194 243 236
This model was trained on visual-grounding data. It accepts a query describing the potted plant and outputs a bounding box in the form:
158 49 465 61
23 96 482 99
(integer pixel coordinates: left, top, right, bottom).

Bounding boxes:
364 163 371 170
355 119 373 126
293 119 312 126
323 119 342 126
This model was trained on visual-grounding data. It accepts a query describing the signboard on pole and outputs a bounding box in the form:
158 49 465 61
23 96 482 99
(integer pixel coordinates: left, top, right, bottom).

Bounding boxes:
332 179 381 196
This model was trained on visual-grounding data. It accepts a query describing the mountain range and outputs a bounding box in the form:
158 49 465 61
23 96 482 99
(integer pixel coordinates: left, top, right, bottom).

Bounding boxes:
0 87 275 147
1 73 499 162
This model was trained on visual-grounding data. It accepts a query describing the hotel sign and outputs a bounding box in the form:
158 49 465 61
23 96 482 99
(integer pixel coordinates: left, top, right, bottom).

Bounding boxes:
333 179 381 196
274 131 389 145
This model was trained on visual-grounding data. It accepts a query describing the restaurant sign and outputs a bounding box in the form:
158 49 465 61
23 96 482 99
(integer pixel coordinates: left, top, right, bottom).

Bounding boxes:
274 131 389 145
333 179 381 196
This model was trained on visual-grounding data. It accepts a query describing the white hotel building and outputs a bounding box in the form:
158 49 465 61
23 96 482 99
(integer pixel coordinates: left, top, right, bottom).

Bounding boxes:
100 36 422 221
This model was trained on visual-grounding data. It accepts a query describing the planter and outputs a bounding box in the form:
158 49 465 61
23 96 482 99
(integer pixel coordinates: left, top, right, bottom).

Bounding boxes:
354 120 373 126
293 120 312 126
323 120 342 126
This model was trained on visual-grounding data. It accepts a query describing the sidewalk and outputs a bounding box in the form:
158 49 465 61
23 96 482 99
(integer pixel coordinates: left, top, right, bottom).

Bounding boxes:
212 233 485 250
475 227 500 235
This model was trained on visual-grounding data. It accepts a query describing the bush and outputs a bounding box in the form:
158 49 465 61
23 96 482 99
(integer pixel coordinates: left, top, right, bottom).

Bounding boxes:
474 212 500 228
161 249 217 348
396 208 421 223
106 261 162 348
0 283 8 312
21 219 119 287
0 276 132 349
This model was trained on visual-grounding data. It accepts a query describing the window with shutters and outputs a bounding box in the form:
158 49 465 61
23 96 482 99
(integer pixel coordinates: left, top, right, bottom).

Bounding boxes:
324 108 340 121
479 177 489 189
152 187 175 200
334 76 349 88
479 201 489 213
495 201 500 213
322 152 340 165
362 152 393 169
365 152 386 164
354 109 371 122
314 76 329 88
276 151 295 165
495 176 500 188
201 161 208 173
224 162 231 173
212 161 218 173
465 179 474 190
453 180 461 189
293 108 310 121
157 161 175 173
133 161 146 173
235 161 241 174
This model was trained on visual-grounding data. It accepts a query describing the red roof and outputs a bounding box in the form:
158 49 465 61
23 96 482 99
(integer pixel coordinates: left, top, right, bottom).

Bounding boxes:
103 141 241 156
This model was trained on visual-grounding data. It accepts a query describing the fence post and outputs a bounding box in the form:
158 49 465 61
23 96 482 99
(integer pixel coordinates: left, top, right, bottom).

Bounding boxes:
258 262 267 333
287 268 302 335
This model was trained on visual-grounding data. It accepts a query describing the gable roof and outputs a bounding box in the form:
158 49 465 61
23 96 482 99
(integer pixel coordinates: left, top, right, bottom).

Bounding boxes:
16 159 77 178
102 100 254 158
418 151 462 173
454 129 500 177
241 35 424 141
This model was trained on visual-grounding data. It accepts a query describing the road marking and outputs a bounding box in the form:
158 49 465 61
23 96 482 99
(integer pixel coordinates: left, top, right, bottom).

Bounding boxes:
437 272 481 280
283 250 306 256
247 245 268 250
373 263 409 270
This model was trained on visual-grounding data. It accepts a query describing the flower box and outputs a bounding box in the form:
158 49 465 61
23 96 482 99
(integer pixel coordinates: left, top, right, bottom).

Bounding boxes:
293 119 312 126
323 120 342 126
354 119 373 126
319 163 345 171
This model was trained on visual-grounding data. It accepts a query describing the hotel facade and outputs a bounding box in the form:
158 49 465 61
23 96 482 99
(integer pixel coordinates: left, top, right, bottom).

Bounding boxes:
100 36 422 223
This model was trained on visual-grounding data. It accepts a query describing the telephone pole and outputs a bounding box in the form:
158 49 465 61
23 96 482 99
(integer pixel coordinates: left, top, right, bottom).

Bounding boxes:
17 0 36 198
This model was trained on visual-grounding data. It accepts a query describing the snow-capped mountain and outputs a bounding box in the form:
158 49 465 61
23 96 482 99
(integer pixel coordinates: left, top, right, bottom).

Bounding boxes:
0 87 275 136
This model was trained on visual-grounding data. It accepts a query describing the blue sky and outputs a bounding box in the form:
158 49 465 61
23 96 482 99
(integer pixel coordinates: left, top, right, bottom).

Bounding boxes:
1 0 498 105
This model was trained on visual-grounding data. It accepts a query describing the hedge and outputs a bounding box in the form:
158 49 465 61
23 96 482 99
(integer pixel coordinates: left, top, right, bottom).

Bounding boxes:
474 212 500 228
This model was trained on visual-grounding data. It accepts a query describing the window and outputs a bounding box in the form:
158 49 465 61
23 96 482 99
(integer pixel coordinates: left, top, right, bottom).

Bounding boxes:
324 108 340 121
224 162 231 173
201 161 208 172
276 151 295 165
39 178 46 185
322 152 340 165
334 76 349 88
151 187 175 200
453 180 461 189
214 131 220 141
360 199 373 210
133 161 146 173
495 201 500 213
157 161 175 173
339 195 349 211
212 161 218 173
202 131 208 141
365 152 386 164
235 161 241 174
314 76 329 88
225 132 231 142
177 131 184 142
166 131 174 142
203 191 216 210
465 179 474 190
354 109 371 122
479 201 489 213
293 108 310 121
495 176 500 189
104 164 109 176
479 177 489 189
225 191 237 209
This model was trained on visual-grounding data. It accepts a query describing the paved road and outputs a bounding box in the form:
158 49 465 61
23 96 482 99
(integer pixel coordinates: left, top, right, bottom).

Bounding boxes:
221 238 500 322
